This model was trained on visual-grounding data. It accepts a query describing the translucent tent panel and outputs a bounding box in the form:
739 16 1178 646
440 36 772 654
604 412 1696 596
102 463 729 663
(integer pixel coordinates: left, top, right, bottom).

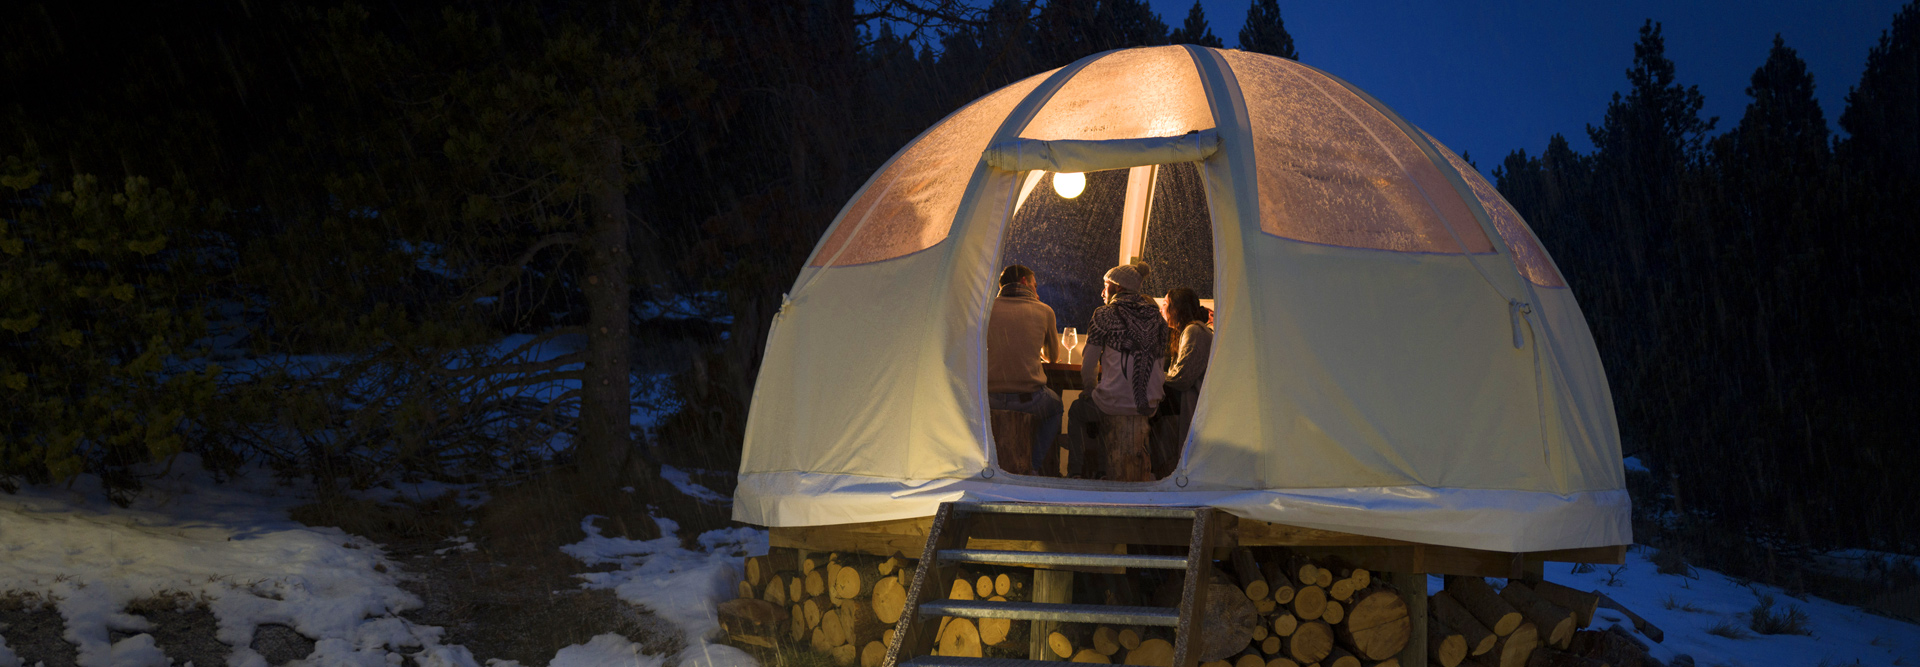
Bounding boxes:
1139 162 1215 299
1000 170 1131 330
810 73 1049 267
1019 46 1215 142
1219 51 1492 254
1423 133 1568 288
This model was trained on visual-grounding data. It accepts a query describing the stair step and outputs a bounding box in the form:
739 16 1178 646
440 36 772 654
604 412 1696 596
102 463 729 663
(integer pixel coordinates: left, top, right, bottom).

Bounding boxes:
901 658 1039 667
917 600 1180 626
938 549 1189 570
953 501 1202 519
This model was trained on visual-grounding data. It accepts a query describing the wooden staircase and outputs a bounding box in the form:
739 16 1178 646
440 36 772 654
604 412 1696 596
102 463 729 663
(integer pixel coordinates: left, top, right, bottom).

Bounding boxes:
883 502 1227 667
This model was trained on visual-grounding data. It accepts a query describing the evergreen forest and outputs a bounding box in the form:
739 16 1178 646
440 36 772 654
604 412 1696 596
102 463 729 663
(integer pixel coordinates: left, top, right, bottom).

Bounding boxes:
3 0 1916 595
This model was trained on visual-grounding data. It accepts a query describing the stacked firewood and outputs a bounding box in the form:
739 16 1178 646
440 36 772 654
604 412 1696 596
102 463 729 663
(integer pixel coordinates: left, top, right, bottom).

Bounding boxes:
1195 548 1412 667
1425 576 1614 667
926 567 1036 662
718 547 1648 667
719 550 934 666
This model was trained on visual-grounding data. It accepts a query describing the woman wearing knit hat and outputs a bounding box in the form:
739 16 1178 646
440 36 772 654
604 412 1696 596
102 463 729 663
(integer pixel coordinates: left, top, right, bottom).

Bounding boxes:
1066 261 1168 482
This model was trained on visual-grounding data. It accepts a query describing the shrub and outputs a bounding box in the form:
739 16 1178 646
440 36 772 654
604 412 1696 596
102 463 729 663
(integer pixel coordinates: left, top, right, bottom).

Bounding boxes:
1653 547 1694 576
1748 594 1812 635
1705 619 1751 639
1662 594 1705 612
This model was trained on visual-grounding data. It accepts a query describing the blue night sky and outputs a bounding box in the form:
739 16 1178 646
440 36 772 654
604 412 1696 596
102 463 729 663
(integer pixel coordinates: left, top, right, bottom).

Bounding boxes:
1144 0 1908 177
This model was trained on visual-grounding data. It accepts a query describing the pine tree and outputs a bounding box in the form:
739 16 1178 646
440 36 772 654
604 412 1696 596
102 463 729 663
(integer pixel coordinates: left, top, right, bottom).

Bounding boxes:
1719 35 1829 255
1704 34 1837 544
1098 0 1171 49
1031 0 1169 69
1586 20 1715 278
1836 2 1919 292
1840 1 1920 183
0 160 223 500
1827 1 1920 548
1169 1 1224 48
1238 0 1298 60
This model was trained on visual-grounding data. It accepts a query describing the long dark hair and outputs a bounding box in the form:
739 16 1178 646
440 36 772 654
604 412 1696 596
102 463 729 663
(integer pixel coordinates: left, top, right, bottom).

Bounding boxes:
1164 287 1205 329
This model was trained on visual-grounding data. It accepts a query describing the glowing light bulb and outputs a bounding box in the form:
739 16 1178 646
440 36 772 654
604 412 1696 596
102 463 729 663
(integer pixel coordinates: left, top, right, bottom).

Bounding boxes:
1053 172 1085 199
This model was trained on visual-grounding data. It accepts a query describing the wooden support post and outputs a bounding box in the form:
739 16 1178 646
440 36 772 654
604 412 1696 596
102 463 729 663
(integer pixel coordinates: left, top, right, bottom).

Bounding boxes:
1029 568 1074 659
1385 571 1428 667
1520 558 1546 582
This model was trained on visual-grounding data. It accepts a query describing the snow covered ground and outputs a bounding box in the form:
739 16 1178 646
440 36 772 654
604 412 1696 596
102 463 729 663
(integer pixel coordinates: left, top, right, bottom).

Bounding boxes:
0 458 765 667
1430 549 1919 666
1 457 1913 667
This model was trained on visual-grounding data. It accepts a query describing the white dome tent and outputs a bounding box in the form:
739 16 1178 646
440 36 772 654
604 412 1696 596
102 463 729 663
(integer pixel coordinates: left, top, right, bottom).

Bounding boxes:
733 45 1627 553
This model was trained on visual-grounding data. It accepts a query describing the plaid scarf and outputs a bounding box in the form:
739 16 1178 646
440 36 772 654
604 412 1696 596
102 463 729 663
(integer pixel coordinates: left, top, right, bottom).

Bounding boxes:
1087 291 1168 414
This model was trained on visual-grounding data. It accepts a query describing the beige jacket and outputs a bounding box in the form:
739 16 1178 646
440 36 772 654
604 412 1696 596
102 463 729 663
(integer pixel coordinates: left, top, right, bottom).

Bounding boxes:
986 286 1061 394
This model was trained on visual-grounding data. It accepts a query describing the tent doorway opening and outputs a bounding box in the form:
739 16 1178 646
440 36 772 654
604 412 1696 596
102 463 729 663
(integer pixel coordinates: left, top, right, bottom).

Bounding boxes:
993 161 1216 482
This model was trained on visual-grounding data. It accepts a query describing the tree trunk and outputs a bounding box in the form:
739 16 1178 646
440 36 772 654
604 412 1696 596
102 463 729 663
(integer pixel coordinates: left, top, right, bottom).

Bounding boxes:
578 132 637 487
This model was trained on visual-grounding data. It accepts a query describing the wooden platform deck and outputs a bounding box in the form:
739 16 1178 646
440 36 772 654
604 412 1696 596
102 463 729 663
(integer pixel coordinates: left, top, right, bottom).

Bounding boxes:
770 512 1624 579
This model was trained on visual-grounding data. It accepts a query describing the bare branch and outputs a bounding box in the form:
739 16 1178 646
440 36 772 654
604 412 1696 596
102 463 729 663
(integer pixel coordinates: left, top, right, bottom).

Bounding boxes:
465 232 583 299
855 0 986 27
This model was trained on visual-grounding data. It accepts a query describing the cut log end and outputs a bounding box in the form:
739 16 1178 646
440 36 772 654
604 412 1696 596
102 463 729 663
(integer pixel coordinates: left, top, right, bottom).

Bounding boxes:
1049 631 1075 659
871 576 908 625
860 641 886 667
938 617 983 658
1292 584 1328 621
1124 638 1174 667
1287 620 1334 665
1336 588 1410 661
1072 649 1112 664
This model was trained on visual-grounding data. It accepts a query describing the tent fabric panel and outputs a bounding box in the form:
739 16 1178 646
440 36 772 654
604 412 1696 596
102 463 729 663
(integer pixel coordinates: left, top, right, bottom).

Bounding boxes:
730 471 1632 553
810 73 1047 267
1175 45 1265 485
1533 287 1626 492
741 250 987 480
1018 46 1215 142
1423 133 1568 288
1184 236 1551 491
983 129 1220 173
1217 50 1492 255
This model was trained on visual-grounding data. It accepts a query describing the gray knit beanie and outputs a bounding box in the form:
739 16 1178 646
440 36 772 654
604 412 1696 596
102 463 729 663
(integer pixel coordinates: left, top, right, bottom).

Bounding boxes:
1103 261 1150 292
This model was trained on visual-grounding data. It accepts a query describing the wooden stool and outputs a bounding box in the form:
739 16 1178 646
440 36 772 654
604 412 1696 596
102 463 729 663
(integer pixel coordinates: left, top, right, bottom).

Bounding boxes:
1099 413 1152 482
1148 417 1185 480
989 409 1036 475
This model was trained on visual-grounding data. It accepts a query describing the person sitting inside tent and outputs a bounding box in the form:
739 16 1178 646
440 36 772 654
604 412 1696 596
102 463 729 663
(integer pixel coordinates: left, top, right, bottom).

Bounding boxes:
1152 287 1212 477
1070 261 1168 482
986 264 1064 474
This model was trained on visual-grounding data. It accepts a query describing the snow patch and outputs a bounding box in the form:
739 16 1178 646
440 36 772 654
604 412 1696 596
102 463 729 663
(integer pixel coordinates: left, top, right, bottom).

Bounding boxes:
1540 547 1920 666
549 633 666 667
0 455 464 667
563 516 766 667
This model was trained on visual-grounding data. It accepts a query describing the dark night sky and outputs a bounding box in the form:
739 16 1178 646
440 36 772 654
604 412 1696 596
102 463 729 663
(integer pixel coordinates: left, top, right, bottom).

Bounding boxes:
1145 0 1908 176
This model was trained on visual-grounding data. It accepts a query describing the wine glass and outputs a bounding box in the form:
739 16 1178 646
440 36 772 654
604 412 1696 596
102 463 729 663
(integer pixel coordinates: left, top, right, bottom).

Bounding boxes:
1061 328 1079 364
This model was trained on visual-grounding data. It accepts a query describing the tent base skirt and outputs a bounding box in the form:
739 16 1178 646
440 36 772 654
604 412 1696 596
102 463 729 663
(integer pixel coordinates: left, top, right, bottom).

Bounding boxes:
732 471 1629 554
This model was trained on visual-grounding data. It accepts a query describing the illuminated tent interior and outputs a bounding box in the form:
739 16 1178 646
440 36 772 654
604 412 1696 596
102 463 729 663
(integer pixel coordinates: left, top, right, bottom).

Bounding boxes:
732 45 1627 552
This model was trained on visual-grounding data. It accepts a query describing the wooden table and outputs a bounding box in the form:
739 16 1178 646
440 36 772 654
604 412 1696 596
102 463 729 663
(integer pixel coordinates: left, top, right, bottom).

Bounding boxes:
1042 361 1084 392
